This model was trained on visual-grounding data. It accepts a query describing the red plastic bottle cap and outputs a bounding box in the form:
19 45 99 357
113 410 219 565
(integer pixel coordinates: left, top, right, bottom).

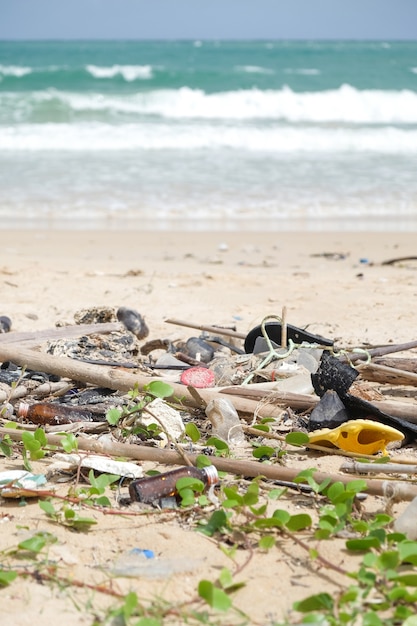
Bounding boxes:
180 366 216 388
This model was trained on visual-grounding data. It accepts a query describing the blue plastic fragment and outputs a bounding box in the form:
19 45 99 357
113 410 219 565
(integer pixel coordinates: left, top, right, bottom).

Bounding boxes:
130 548 155 559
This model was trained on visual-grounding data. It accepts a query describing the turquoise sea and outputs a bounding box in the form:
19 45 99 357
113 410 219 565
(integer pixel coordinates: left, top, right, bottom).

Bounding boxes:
1 40 417 231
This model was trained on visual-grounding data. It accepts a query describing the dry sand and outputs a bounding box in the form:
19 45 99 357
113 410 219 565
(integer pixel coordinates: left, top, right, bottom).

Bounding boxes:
1 230 417 625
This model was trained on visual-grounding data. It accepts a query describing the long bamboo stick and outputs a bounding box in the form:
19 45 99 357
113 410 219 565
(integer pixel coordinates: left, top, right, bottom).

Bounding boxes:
3 427 417 500
0 344 281 418
358 362 417 386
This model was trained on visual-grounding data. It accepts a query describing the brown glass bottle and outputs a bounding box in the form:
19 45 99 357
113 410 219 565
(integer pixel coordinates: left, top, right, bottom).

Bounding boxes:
18 401 93 425
129 465 219 504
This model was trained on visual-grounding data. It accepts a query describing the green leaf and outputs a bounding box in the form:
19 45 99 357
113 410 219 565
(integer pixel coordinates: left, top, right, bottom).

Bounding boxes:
198 580 232 611
285 513 312 532
18 535 47 553
251 424 270 433
346 536 381 551
242 482 259 506
39 500 56 517
285 431 310 446
376 550 399 570
185 422 200 443
206 437 230 455
0 569 18 586
195 454 212 469
146 380 174 399
294 592 334 612
176 477 204 493
106 408 122 426
218 567 233 589
252 445 276 459
61 432 78 452
34 427 47 446
259 536 275 550
398 541 417 565
198 510 228 536
403 617 417 626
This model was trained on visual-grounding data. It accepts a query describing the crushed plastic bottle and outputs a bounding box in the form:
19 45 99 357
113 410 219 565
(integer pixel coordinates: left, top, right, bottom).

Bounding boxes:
394 496 417 540
205 398 245 445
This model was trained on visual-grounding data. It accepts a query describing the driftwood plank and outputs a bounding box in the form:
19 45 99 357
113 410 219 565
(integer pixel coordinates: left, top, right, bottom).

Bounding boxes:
358 362 417 386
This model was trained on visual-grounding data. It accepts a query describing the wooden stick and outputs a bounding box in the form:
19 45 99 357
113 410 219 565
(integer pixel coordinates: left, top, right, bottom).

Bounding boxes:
3 427 417 500
164 318 246 340
358 362 417 386
0 344 281 418
346 340 417 362
281 306 287 348
374 357 417 373
0 322 122 346
341 460 417 475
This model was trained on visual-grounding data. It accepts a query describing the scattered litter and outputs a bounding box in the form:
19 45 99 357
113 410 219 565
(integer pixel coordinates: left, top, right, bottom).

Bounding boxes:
111 547 202 578
48 453 143 479
140 397 185 442
129 465 219 504
308 419 404 455
394 496 417 540
180 366 216 388
0 470 47 498
205 398 246 445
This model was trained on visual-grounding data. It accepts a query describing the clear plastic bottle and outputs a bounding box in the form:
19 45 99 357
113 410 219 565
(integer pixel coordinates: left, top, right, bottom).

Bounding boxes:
129 465 219 504
394 496 417 540
18 401 93 425
205 398 245 445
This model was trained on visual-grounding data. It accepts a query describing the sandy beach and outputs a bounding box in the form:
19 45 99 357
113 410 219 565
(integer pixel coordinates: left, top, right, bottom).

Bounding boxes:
1 229 417 625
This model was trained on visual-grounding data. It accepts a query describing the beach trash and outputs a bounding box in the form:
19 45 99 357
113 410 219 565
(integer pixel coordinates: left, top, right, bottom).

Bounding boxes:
18 401 93 425
394 496 417 540
0 470 47 498
140 397 185 442
180 366 216 388
129 465 219 504
308 419 404 455
308 390 350 431
244 321 333 353
205 397 245 445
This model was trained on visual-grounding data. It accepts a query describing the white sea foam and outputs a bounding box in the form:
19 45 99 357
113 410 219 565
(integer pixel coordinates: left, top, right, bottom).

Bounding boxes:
85 64 153 81
10 84 416 124
235 65 274 75
0 64 32 77
1 121 416 153
284 68 321 75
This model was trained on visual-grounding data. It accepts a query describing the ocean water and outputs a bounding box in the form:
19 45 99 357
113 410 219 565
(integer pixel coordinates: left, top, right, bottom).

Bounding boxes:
1 40 417 231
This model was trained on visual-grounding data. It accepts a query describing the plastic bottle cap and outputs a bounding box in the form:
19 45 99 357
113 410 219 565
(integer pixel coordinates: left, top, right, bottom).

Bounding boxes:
202 465 219 486
180 366 216 388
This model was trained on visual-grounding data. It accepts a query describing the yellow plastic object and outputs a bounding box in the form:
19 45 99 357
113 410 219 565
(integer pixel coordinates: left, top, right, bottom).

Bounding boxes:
308 419 404 455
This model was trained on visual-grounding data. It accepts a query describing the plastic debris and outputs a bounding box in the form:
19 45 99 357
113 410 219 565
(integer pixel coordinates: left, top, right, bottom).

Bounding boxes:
140 397 185 441
0 470 47 498
49 453 143 479
205 398 246 445
180 366 216 388
394 497 417 540
111 548 202 578
308 418 404 455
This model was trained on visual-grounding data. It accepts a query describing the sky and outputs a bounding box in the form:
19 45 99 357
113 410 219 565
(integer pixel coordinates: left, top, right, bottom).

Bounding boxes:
1 0 417 40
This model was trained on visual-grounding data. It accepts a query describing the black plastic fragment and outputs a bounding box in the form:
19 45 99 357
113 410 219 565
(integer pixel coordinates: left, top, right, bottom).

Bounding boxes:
308 390 350 431
244 322 333 354
311 351 358 398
